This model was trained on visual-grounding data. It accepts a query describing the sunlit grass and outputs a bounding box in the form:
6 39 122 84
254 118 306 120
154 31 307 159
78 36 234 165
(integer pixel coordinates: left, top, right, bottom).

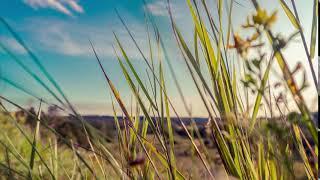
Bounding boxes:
0 0 318 179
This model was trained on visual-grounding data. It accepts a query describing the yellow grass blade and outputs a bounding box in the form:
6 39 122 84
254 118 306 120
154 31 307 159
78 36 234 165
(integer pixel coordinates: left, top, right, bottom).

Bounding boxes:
278 0 299 29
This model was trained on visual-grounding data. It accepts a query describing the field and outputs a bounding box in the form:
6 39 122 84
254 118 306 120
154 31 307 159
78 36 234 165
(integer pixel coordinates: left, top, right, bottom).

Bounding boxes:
0 111 315 179
0 0 318 179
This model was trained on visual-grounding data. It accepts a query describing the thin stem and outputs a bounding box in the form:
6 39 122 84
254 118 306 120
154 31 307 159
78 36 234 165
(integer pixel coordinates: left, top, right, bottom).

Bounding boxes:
290 0 318 90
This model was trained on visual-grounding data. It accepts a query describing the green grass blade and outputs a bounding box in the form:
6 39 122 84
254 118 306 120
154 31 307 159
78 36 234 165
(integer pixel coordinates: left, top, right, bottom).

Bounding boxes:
160 62 177 180
278 0 300 29
310 0 318 59
0 96 98 179
250 54 274 132
0 43 65 107
114 34 158 111
186 0 218 74
115 52 164 148
292 125 316 179
28 100 42 179
0 103 56 179
0 161 28 179
0 17 78 113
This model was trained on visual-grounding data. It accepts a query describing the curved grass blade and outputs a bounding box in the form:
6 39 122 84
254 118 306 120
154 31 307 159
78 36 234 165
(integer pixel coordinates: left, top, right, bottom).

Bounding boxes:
91 41 162 179
0 102 56 179
0 161 28 179
0 18 72 109
0 43 65 107
0 96 99 179
114 34 158 111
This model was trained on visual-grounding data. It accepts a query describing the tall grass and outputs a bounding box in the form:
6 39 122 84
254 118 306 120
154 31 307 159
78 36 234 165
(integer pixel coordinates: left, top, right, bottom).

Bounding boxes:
0 0 318 179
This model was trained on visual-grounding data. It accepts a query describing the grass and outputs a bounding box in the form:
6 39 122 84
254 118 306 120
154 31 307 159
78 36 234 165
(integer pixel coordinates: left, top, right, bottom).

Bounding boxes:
0 0 318 179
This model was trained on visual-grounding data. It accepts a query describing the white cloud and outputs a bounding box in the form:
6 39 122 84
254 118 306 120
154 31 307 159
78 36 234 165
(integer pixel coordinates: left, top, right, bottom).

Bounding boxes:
144 0 186 19
65 0 84 13
23 17 155 59
144 1 168 17
23 0 84 16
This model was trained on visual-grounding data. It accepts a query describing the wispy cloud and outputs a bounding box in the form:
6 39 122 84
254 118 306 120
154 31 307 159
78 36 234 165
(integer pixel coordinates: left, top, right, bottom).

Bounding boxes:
23 0 84 16
0 36 27 54
144 0 188 19
144 1 168 17
23 17 153 59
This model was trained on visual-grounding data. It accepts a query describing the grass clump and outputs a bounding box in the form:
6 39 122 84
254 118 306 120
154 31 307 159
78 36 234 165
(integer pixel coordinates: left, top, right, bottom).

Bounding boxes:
0 0 318 179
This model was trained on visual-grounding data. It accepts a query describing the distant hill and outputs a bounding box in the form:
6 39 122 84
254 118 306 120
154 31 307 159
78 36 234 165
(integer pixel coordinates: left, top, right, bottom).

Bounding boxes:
12 109 318 148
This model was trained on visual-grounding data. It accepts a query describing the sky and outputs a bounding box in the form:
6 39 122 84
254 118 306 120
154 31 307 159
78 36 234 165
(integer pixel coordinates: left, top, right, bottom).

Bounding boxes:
0 0 318 117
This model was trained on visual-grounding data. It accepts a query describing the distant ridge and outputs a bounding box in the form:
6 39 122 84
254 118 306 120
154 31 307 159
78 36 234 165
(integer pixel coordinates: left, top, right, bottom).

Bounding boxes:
78 111 318 125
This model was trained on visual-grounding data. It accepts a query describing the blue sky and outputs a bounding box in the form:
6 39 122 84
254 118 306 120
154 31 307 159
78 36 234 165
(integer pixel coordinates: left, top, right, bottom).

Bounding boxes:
0 0 318 116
